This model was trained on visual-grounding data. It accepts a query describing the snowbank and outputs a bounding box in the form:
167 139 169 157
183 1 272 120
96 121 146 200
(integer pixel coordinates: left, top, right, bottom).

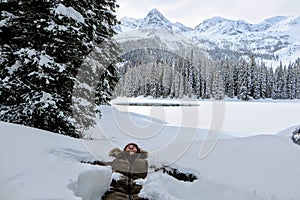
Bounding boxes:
0 122 110 200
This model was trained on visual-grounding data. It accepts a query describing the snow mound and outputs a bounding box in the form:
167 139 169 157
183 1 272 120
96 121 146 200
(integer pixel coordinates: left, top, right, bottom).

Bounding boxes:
140 172 270 200
0 122 109 200
69 166 112 200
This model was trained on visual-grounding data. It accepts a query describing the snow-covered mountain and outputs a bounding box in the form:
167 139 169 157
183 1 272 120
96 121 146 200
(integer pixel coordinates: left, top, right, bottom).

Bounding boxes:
115 9 300 66
194 17 253 35
115 8 192 33
114 9 209 66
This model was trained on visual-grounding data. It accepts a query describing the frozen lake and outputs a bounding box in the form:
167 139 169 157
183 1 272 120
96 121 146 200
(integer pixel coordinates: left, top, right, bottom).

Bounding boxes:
111 97 300 137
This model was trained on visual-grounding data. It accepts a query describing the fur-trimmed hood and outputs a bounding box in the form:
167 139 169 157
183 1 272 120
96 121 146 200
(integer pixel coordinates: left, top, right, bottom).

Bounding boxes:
109 148 148 160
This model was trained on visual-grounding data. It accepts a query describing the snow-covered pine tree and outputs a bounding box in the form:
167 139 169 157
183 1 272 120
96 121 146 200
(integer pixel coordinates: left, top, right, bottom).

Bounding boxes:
286 64 296 99
211 67 225 100
266 67 274 98
248 56 257 99
156 63 164 98
161 63 172 97
221 60 235 98
202 66 212 99
237 60 252 101
123 67 134 97
186 63 195 98
282 66 289 99
252 64 262 100
260 63 268 99
149 62 159 98
170 62 177 98
178 73 185 98
194 67 202 99
170 60 181 98
272 62 285 99
0 0 119 137
295 59 300 99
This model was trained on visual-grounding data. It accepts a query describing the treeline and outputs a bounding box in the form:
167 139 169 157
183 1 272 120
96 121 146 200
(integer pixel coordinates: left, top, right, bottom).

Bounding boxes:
114 48 300 100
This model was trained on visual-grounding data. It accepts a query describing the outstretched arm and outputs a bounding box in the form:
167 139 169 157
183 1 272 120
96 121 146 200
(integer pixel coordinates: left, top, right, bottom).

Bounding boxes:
81 160 112 166
150 165 197 182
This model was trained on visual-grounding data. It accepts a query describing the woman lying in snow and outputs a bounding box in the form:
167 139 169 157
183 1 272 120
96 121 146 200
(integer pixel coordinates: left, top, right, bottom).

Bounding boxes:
84 143 197 200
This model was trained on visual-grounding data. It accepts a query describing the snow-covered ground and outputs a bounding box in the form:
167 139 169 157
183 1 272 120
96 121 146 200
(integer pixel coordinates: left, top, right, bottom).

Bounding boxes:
0 122 110 200
1 99 300 200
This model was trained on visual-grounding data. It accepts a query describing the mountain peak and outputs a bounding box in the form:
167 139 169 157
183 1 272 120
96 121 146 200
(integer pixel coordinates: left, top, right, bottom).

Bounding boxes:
118 8 193 32
194 16 253 34
145 8 168 21
262 16 288 25
142 8 172 30
148 8 162 16
149 8 160 14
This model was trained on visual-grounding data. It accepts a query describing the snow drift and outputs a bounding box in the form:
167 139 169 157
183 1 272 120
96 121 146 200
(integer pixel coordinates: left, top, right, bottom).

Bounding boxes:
1 102 300 200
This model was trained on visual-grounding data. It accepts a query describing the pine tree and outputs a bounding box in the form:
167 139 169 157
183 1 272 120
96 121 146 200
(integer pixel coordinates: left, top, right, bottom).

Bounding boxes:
161 63 172 97
149 62 159 98
223 60 235 98
195 68 202 99
260 64 268 99
203 71 212 99
186 64 195 98
252 65 261 100
178 70 185 98
266 67 274 98
282 66 289 99
286 64 296 99
237 61 251 101
0 0 119 137
170 61 177 98
272 62 285 99
212 68 224 100
295 60 300 99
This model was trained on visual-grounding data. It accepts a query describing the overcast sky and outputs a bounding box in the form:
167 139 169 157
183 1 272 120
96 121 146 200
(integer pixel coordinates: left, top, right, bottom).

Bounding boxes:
116 0 300 28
